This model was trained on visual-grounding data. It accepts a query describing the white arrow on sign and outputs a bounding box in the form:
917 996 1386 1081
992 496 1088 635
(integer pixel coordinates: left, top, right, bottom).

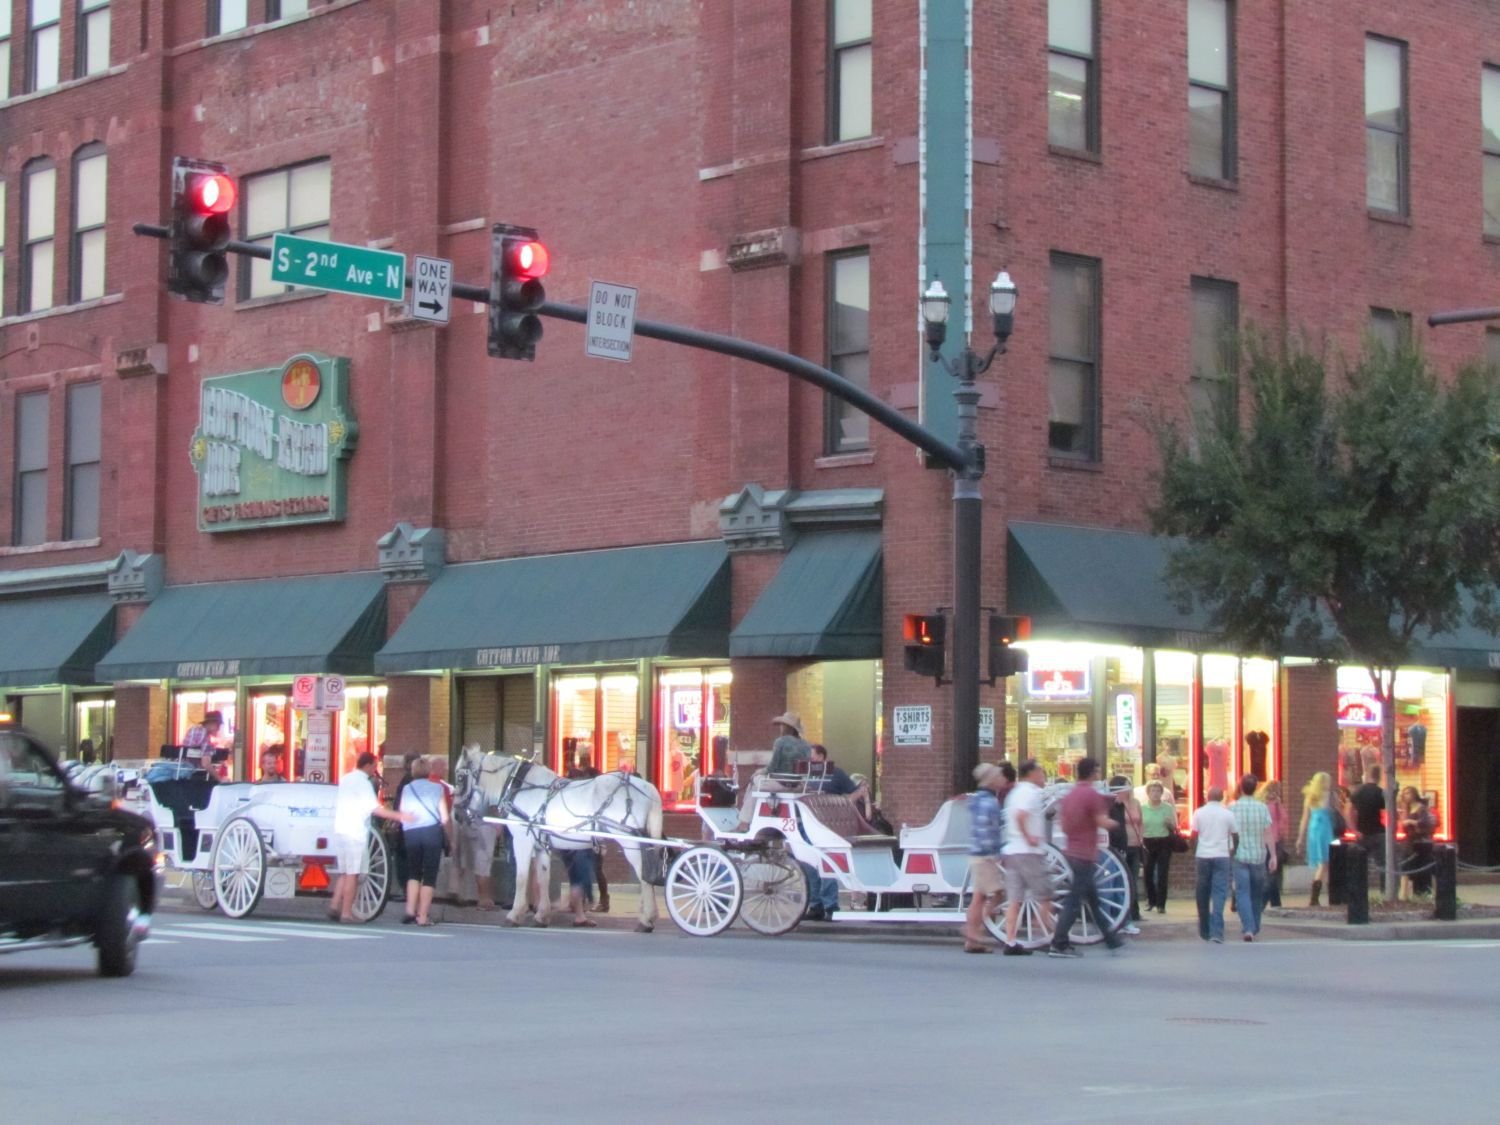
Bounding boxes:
411 255 453 325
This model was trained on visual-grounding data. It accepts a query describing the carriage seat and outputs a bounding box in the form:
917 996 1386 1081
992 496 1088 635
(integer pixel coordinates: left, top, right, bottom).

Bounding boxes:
800 794 898 847
149 777 217 862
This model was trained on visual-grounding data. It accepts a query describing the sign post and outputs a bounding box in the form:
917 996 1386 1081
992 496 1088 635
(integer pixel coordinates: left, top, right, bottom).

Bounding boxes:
271 233 406 301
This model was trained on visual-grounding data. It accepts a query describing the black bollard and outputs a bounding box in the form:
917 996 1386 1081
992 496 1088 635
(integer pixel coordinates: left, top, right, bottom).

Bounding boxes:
1327 841 1347 907
1345 842 1369 924
1433 844 1457 921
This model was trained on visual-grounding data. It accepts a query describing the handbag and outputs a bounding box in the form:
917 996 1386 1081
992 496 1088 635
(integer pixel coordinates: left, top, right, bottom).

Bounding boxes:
1167 823 1189 854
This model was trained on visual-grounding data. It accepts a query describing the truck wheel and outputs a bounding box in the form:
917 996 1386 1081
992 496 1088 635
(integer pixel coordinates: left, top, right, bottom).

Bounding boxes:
97 876 144 978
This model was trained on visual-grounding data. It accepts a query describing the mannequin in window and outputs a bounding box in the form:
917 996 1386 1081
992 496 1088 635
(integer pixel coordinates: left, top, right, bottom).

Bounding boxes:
1406 722 1427 768
1205 738 1230 795
1245 730 1269 781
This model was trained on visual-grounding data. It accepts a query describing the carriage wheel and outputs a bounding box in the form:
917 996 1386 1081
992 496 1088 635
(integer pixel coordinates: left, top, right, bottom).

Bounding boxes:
665 846 743 937
191 871 218 911
739 851 807 936
350 828 390 923
1068 848 1131 945
212 817 266 919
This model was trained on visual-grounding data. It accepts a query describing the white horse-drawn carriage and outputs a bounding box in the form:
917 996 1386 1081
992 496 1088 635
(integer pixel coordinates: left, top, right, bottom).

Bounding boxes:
130 767 389 921
457 748 1130 945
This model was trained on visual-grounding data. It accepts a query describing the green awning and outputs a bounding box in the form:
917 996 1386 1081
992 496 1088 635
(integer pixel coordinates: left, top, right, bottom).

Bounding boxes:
95 573 386 681
375 541 730 673
731 530 883 658
1008 522 1216 648
0 593 115 687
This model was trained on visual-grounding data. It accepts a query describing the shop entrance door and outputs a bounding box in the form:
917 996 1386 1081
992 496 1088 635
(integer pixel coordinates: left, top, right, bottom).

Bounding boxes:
1456 708 1500 865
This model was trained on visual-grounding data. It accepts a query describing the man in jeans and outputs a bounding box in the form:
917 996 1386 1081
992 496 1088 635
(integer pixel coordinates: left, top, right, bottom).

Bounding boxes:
1230 773 1276 941
1049 758 1123 958
1191 786 1236 943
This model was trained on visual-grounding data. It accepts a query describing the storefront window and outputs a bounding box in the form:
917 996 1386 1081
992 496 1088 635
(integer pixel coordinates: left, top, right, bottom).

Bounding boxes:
1336 666 1450 839
1241 657 1277 781
73 695 114 761
1104 648 1145 785
1202 653 1238 798
1153 651 1194 815
249 685 386 782
172 688 237 779
655 667 731 809
1018 643 1093 782
553 672 639 776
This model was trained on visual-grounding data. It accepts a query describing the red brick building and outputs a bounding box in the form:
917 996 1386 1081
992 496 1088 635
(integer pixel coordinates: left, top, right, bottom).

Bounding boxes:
3 0 1500 858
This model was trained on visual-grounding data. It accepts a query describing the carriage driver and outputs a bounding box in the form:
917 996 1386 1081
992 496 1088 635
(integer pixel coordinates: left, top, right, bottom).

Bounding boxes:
734 712 811 832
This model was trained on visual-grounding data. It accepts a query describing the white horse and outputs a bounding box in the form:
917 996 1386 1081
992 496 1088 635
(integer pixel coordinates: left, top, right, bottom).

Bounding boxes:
456 747 664 932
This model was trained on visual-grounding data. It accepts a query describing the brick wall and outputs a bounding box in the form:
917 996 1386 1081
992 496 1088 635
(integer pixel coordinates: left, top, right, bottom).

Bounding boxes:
1282 664 1339 838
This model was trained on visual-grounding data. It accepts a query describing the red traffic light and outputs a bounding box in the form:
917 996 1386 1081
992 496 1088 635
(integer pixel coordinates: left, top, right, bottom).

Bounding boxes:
903 614 944 647
189 173 237 215
508 239 549 280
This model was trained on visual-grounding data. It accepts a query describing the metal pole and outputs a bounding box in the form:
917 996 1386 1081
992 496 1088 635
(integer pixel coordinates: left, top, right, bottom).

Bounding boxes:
951 356 983 795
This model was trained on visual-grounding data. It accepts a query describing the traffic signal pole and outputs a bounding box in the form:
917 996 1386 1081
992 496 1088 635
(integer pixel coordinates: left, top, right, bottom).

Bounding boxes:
133 222 981 786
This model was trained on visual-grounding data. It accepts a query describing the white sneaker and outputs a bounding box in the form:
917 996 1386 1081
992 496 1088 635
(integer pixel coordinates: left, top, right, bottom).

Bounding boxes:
1121 924 1141 936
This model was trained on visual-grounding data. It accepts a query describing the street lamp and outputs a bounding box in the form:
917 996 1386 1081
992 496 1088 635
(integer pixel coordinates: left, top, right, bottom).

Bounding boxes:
921 270 1018 795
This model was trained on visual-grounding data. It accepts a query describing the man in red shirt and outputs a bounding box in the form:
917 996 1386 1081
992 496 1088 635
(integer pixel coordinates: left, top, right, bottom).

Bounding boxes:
1049 757 1125 957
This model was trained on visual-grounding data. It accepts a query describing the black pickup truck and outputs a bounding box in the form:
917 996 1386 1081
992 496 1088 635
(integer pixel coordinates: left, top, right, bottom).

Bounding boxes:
0 718 157 976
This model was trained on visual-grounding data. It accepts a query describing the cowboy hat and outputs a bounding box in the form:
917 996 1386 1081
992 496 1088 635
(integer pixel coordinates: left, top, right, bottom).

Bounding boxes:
770 711 803 737
973 762 1003 787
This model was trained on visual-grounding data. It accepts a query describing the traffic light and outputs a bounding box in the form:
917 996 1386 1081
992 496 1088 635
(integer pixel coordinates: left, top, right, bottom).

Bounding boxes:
169 157 235 303
989 614 1031 680
489 223 549 360
903 613 947 680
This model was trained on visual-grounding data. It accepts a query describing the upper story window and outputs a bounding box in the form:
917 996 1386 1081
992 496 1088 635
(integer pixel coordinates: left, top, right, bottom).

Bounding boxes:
829 0 872 142
71 145 107 303
210 0 249 36
1365 36 1408 216
1048 252 1101 461
13 391 49 547
1369 306 1412 352
1188 0 1234 180
1048 0 1097 153
1 4 12 99
270 1 309 20
1190 277 1239 435
22 158 57 314
1483 66 1500 237
29 0 60 93
824 250 871 454
65 381 101 540
78 0 110 77
239 159 331 300
0 181 7 316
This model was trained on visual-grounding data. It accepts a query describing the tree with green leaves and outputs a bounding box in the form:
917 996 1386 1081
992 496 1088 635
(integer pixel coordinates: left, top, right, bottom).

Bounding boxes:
1151 333 1500 902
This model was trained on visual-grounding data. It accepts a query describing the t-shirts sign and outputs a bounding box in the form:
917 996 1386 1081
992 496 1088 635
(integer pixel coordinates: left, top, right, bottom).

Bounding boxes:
893 705 932 746
979 707 995 749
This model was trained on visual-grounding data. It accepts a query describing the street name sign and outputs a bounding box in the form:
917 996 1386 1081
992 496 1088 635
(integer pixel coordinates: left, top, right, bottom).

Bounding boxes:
410 255 452 324
586 280 639 362
271 233 406 301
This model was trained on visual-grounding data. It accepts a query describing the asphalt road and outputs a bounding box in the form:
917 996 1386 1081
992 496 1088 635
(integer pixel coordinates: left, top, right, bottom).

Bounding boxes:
2 909 1497 1124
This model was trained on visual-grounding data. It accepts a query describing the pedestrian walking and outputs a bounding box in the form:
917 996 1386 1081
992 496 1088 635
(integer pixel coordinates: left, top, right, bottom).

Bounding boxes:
1108 775 1144 934
1191 787 1236 943
962 762 1008 953
1001 760 1052 955
1140 780 1176 913
1260 780 1288 907
329 752 412 923
1230 774 1275 941
1049 758 1123 958
1296 771 1336 906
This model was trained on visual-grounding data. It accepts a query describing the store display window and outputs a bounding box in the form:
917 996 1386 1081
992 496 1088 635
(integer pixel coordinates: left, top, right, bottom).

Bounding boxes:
654 667 731 808
1103 648 1144 785
1201 654 1238 798
1335 666 1451 840
172 688 238 779
1017 643 1093 782
553 672 639 776
1153 651 1194 814
250 685 387 782
1241 657 1277 782
73 695 114 762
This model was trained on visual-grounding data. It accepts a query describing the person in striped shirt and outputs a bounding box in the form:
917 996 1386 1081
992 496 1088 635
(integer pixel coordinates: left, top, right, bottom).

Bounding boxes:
1231 773 1277 942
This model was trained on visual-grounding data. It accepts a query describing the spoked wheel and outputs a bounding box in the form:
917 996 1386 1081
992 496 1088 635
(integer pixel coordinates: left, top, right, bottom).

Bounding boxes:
212 817 266 919
1069 848 1131 944
984 850 1068 949
739 851 808 935
350 828 390 923
191 871 218 911
665 846 743 937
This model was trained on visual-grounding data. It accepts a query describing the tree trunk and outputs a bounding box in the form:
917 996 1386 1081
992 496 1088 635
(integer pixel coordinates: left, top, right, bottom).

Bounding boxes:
1379 675 1399 902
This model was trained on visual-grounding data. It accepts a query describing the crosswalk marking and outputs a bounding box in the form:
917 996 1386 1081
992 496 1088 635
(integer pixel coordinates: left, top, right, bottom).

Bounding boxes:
151 917 451 944
151 927 278 943
187 921 378 942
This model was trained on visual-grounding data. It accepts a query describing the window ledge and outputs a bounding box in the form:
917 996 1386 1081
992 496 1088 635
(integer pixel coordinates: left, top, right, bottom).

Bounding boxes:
1187 173 1238 192
235 288 327 312
0 293 124 328
801 136 886 162
1368 209 1411 227
0 538 103 558
1049 145 1102 165
814 450 876 469
0 62 129 108
1482 233 1500 246
1047 455 1103 473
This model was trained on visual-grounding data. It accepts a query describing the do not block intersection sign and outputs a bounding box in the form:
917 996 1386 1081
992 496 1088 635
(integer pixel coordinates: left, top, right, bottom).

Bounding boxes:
411 255 453 325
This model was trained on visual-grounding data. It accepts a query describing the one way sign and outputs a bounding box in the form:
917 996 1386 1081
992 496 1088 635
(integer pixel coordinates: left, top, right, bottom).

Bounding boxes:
410 255 452 325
